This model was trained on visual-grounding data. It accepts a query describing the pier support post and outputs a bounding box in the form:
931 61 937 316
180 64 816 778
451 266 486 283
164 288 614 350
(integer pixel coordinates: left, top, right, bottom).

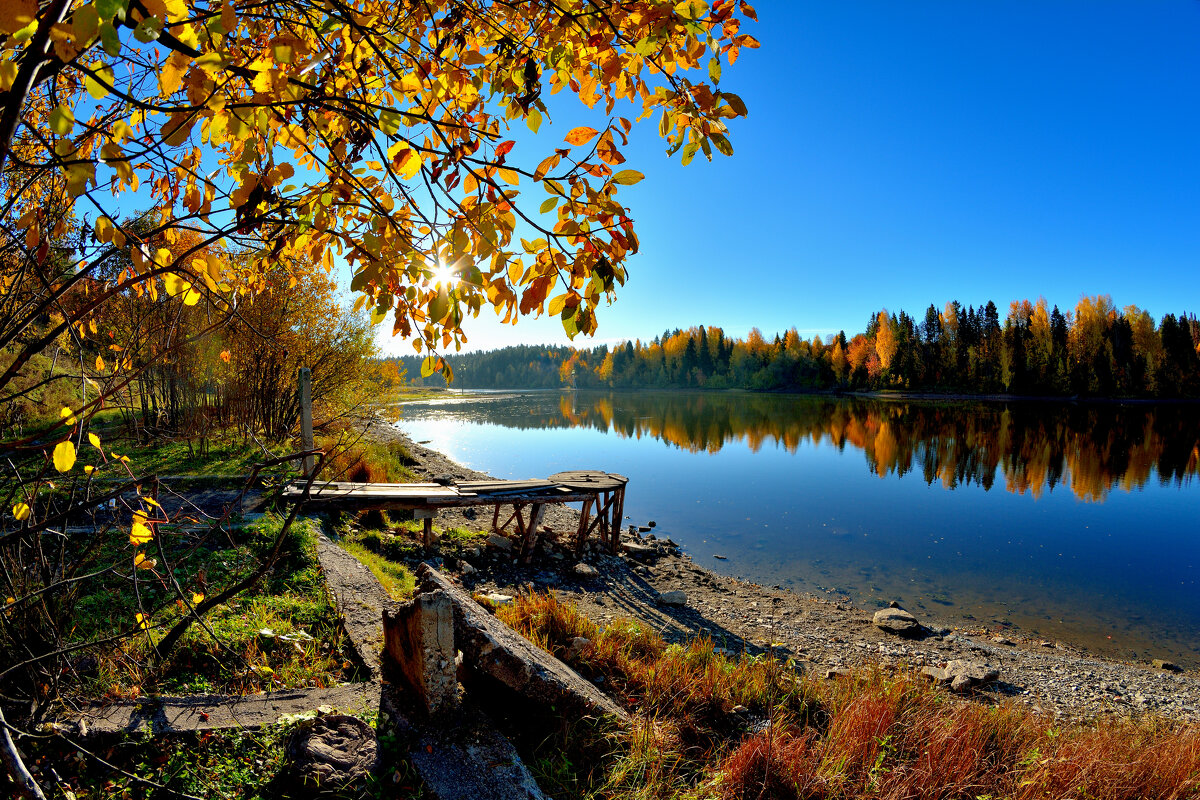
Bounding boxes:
299 367 315 477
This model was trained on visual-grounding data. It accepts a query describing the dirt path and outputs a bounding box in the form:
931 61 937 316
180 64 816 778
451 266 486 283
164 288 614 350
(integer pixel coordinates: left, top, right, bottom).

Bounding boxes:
380 424 1200 723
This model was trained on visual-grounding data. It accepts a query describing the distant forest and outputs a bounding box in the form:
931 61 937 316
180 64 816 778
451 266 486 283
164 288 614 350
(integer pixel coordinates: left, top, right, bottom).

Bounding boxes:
390 295 1200 397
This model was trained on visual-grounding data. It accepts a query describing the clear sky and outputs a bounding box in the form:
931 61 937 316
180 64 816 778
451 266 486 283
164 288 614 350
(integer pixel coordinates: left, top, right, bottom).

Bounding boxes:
377 1 1200 355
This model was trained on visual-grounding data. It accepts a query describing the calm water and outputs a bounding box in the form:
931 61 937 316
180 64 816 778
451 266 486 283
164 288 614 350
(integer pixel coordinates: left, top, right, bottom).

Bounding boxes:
397 391 1200 665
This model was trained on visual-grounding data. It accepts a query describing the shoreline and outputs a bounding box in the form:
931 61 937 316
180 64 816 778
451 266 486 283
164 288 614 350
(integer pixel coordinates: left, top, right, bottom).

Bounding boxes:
365 418 1200 723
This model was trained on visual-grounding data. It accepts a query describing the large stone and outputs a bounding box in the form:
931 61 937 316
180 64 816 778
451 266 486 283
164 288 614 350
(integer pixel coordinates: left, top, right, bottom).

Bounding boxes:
283 714 377 791
418 565 629 723
873 607 922 636
383 590 458 715
621 541 656 560
486 533 513 551
573 562 600 578
656 590 688 607
921 659 1000 693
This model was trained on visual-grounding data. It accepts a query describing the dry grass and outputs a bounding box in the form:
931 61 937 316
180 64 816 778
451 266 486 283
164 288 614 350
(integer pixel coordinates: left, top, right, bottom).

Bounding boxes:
498 592 1200 800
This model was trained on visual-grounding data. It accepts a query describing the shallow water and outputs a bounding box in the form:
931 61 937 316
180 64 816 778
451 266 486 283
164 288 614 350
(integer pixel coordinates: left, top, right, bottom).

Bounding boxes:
396 390 1200 665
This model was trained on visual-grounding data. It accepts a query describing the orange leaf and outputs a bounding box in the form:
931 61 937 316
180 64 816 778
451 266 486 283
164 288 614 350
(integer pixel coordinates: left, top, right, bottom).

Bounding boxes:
564 127 600 146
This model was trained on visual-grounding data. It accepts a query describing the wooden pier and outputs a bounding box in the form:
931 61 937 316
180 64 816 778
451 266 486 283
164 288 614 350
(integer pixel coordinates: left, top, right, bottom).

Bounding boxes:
282 470 628 562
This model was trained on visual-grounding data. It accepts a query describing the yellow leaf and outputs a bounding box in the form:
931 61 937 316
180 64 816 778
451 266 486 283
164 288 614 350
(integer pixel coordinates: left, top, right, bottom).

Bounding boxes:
12 502 31 521
192 592 205 605
95 354 105 372
159 51 190 96
85 62 114 99
612 169 645 185
564 126 600 146
88 432 101 448
0 61 17 92
53 441 76 473
163 272 187 296
130 522 153 546
136 612 149 630
49 105 74 136
83 465 95 475
134 553 157 570
0 0 37 36
674 0 708 20
60 406 77 426
220 350 231 363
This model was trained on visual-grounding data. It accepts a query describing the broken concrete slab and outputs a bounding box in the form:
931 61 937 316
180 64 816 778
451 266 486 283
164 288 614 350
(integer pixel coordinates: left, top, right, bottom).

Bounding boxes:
400 699 547 800
383 589 459 714
63 684 380 737
418 565 629 724
317 534 392 677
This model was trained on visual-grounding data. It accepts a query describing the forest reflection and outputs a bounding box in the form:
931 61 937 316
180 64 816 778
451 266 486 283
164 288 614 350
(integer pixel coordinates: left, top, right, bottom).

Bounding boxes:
509 393 1200 502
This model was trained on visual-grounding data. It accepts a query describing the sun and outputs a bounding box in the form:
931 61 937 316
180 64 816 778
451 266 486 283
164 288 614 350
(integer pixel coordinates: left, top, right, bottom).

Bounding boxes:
430 263 456 286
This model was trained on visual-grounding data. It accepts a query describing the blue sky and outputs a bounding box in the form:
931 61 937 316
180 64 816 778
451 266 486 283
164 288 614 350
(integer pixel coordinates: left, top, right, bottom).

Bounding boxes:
387 2 1198 352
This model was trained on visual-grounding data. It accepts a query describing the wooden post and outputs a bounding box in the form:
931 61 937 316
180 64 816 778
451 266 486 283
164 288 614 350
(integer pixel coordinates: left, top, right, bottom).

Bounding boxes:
414 509 436 547
298 367 315 477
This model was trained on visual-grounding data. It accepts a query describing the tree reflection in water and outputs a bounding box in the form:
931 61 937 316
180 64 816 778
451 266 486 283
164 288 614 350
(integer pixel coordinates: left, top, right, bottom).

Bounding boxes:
473 393 1200 503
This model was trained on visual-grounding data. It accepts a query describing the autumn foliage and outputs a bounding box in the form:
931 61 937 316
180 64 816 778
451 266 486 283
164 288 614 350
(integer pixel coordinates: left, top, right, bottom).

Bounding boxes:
400 295 1200 397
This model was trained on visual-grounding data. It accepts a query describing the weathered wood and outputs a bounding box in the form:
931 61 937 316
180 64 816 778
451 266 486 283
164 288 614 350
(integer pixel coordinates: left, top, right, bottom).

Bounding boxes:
519 503 544 564
299 367 315 477
283 472 628 552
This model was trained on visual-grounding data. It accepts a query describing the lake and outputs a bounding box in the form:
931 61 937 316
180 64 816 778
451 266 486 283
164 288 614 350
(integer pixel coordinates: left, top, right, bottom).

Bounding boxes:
396 390 1200 665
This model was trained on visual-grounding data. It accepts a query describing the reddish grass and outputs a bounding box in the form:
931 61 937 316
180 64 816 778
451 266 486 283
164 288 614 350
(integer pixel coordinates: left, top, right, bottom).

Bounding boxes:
499 593 1200 800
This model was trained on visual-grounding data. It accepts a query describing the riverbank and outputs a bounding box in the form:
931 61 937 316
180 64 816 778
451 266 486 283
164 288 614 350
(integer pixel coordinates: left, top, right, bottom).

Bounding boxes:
374 423 1200 723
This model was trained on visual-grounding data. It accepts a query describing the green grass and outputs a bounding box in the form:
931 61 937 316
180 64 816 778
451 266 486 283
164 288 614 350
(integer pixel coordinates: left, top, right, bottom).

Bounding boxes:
336 521 488 600
9 711 429 800
64 515 360 697
339 540 417 600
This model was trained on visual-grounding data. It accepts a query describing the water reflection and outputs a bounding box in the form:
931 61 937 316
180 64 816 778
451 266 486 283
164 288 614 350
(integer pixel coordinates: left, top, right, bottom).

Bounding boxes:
401 390 1200 663
433 392 1200 503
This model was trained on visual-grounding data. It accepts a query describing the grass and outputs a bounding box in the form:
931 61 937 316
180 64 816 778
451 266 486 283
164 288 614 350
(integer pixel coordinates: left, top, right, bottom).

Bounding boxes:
317 435 419 483
9 710 429 800
339 539 417 600
335 520 488 601
68 515 361 698
498 592 1200 800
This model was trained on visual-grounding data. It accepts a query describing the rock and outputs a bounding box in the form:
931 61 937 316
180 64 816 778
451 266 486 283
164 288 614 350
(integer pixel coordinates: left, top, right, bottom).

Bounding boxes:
648 521 657 528
825 667 855 680
459 561 478 575
383 589 459 715
638 526 652 533
731 704 749 714
656 590 688 607
621 542 656 560
486 533 513 551
573 562 600 578
713 554 728 560
567 636 591 660
888 600 901 609
283 714 377 791
485 593 514 606
1153 659 1183 673
419 566 629 724
922 659 1000 693
991 635 1015 646
873 607 922 636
